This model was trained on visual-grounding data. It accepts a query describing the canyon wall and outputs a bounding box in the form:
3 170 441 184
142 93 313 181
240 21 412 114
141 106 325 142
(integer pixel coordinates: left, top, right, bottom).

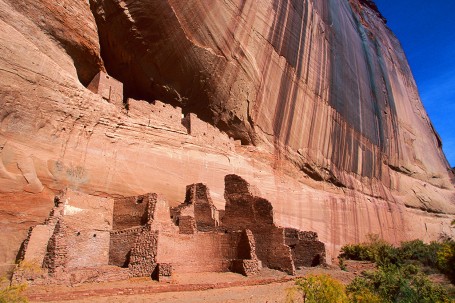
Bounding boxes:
0 0 454 274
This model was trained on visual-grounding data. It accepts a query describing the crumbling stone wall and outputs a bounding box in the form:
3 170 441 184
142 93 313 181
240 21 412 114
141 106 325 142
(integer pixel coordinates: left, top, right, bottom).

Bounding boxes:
172 183 219 232
43 220 68 274
18 225 55 267
182 113 236 151
152 263 173 282
177 216 197 234
223 174 295 274
231 229 260 276
58 190 113 268
285 229 326 268
187 183 219 230
109 227 143 267
128 226 159 277
15 177 326 285
87 71 123 107
109 193 176 275
127 99 188 133
112 195 150 230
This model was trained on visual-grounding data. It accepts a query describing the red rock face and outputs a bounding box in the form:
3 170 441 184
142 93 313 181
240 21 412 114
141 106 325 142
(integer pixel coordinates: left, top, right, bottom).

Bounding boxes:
0 0 454 274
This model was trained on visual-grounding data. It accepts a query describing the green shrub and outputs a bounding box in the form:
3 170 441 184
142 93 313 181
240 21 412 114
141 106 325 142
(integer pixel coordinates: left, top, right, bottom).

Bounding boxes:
399 240 442 268
437 240 455 283
347 288 382 303
339 243 371 261
338 257 347 271
339 234 399 266
286 274 348 303
346 264 450 303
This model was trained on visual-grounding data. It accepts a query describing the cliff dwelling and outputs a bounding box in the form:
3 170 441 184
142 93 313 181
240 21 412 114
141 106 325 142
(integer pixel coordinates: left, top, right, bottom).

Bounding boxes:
13 175 325 285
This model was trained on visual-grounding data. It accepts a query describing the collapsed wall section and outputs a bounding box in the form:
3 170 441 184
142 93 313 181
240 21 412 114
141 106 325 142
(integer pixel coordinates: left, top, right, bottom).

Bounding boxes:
172 183 220 232
285 229 326 268
112 194 150 230
223 174 295 274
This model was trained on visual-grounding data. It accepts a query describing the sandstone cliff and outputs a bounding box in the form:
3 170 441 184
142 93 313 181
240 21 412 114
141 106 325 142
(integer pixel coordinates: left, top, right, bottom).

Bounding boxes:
0 0 454 274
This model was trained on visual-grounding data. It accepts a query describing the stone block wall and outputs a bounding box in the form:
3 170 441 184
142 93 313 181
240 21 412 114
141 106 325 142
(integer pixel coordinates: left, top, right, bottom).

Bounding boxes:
21 225 55 267
177 216 197 234
231 229 260 276
285 228 326 268
58 189 114 268
230 259 260 276
43 220 68 274
173 183 220 232
148 194 178 233
128 226 159 277
66 231 111 269
293 240 325 267
87 71 123 107
127 99 188 133
222 174 294 274
109 227 143 267
157 232 241 273
183 113 235 151
112 195 149 230
152 263 172 282
223 175 272 230
194 205 218 231
149 100 184 128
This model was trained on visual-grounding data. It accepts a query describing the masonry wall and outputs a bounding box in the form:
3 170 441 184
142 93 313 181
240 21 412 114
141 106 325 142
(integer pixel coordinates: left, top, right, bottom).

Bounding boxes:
223 174 294 274
43 220 68 274
128 227 159 277
183 113 235 151
148 194 179 233
185 183 219 231
87 71 123 107
128 99 187 133
157 232 242 273
112 195 149 230
21 225 55 266
109 227 143 267
292 240 325 267
285 229 326 268
59 189 114 268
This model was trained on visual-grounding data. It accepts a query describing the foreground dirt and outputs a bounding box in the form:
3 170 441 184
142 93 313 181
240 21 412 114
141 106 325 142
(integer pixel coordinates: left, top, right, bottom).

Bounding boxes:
25 264 372 302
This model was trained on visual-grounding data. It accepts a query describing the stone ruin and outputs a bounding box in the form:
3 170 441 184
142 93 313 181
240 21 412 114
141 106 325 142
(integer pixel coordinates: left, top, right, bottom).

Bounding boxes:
13 175 325 285
88 71 241 151
87 71 124 107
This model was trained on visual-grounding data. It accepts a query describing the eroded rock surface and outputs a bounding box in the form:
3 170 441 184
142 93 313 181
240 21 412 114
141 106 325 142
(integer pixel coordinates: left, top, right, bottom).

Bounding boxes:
0 0 454 275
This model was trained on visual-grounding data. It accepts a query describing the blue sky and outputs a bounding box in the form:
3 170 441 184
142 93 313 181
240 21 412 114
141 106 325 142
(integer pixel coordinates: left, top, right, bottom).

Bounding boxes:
374 1 455 167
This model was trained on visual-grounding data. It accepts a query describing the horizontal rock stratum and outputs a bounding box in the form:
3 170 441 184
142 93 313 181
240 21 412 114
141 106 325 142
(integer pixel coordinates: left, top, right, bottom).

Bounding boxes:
0 0 454 274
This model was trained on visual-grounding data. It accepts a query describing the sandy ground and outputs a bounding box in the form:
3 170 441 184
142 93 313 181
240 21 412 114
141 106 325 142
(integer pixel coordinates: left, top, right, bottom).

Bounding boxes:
25 263 374 302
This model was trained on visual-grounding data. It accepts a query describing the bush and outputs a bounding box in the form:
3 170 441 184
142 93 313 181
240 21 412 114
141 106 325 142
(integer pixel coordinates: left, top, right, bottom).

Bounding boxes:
347 288 382 303
339 234 399 266
399 240 441 268
0 277 28 303
286 274 348 303
338 257 347 271
340 235 455 283
346 264 451 303
437 240 455 283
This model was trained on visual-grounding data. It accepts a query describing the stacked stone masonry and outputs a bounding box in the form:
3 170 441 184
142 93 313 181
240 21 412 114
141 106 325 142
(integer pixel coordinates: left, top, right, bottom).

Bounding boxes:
87 71 123 107
88 71 238 150
285 229 326 268
14 175 326 285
